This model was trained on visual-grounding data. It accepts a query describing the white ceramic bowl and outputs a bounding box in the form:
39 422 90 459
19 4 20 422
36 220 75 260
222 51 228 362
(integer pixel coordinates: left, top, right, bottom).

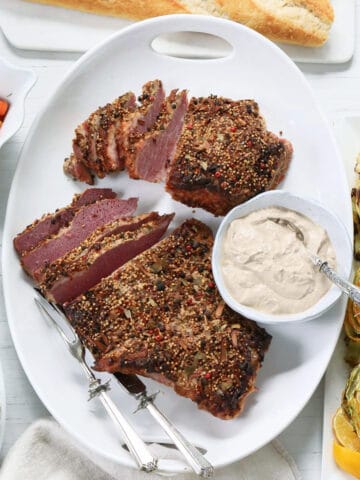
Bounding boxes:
212 190 353 325
0 57 36 149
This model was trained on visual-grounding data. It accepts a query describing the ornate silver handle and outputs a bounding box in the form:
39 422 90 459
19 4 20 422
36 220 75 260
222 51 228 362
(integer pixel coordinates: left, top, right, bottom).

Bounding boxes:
311 255 360 305
144 400 214 477
80 362 158 472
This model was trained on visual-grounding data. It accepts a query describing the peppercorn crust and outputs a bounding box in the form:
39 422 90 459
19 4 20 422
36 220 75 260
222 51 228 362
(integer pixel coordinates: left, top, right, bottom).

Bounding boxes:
81 92 136 178
40 212 174 304
166 96 293 216
64 80 165 184
125 89 188 182
13 189 117 256
64 219 271 419
118 80 165 170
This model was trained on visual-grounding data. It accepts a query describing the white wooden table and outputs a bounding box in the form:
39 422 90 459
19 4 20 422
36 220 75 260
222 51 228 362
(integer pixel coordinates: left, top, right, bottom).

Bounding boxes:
1 6 360 478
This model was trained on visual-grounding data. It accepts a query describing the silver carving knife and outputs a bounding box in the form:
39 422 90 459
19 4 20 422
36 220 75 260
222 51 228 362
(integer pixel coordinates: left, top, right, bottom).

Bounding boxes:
113 372 214 478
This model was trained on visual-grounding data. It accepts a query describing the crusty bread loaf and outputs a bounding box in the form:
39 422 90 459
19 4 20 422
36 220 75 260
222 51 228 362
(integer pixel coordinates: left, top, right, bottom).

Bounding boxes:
216 0 334 46
24 0 334 46
23 0 188 20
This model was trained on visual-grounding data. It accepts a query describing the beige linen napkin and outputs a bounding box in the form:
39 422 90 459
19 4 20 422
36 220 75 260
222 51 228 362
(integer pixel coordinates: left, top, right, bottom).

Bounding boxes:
0 418 301 480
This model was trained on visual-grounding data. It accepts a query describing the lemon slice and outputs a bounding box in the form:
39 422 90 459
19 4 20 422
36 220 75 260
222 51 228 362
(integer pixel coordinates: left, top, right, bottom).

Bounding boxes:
333 441 360 478
333 408 360 452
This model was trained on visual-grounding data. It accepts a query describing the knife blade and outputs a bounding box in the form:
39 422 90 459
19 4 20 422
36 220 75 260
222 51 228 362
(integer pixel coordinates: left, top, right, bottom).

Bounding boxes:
114 372 148 396
114 372 159 411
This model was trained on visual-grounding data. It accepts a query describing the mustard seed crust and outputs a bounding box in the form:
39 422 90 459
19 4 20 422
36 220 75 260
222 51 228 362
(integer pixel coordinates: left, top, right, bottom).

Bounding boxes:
166 96 293 216
40 212 174 302
125 89 187 181
65 219 271 419
86 92 136 178
118 79 165 168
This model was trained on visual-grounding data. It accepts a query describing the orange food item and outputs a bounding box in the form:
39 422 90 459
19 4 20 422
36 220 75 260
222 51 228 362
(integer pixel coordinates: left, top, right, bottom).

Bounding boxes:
333 441 360 478
0 99 9 120
333 408 360 452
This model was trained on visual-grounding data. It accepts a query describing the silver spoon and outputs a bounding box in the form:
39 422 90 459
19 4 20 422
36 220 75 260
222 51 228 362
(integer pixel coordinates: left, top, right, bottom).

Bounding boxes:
268 217 360 305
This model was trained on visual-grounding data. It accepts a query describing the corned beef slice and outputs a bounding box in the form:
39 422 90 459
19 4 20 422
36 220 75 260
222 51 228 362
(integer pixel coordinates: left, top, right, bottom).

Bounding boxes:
118 80 165 169
63 80 165 183
74 188 117 207
64 117 102 185
64 219 271 419
125 89 188 182
86 93 136 178
41 212 174 304
13 188 116 256
63 93 136 184
63 152 94 185
92 93 137 175
21 197 138 280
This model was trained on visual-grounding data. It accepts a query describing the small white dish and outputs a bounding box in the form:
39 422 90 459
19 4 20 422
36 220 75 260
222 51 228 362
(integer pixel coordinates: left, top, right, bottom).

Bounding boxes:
0 57 36 150
212 190 353 325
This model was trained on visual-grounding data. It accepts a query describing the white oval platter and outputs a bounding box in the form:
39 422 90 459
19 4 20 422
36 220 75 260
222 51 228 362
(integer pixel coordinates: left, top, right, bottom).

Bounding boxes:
2 15 352 473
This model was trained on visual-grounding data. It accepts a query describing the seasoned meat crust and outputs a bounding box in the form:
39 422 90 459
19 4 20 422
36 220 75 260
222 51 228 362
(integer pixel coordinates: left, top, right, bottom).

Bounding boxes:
63 80 165 184
125 89 188 182
13 188 116 256
40 212 174 304
20 197 138 281
166 96 293 216
65 219 271 419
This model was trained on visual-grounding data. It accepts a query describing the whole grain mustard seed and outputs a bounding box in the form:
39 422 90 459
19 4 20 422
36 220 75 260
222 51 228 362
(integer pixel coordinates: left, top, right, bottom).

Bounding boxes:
166 96 291 216
65 219 270 418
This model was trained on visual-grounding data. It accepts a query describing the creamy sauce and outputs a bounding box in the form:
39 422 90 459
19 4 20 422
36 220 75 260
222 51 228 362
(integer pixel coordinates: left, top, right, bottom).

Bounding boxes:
221 206 336 315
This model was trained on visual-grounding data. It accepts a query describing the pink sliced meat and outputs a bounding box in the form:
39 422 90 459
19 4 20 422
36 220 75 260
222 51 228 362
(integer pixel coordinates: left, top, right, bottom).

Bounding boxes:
65 92 136 182
73 188 117 207
94 93 137 175
14 188 117 256
125 89 188 182
102 94 137 172
21 197 138 281
63 154 94 185
86 110 104 177
63 81 165 183
64 122 94 184
118 80 165 169
41 212 174 304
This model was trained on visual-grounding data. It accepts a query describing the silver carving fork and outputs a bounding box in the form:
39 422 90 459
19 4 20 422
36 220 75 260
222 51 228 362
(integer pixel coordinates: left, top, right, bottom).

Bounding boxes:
34 291 214 477
34 292 158 473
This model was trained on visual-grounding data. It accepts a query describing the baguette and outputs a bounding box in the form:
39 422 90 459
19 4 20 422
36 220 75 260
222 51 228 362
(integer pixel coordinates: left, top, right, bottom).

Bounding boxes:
23 0 188 20
216 0 334 46
24 0 334 46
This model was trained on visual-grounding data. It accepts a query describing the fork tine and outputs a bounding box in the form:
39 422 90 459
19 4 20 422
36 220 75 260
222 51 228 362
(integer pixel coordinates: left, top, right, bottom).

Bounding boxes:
34 297 73 346
34 293 158 471
34 289 78 340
